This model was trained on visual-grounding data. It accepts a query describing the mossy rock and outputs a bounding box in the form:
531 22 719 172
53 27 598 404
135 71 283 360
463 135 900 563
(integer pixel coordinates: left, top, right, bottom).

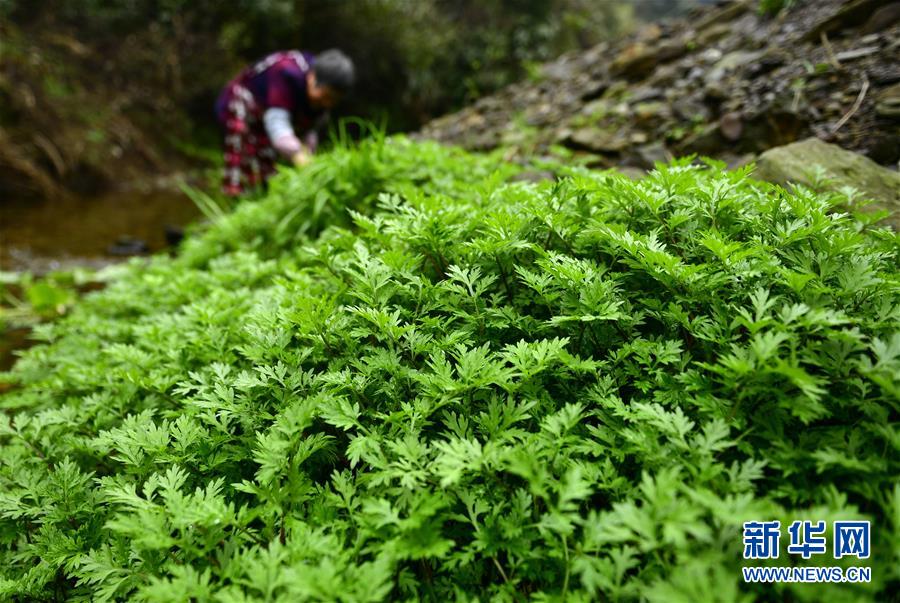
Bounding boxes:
755 137 900 229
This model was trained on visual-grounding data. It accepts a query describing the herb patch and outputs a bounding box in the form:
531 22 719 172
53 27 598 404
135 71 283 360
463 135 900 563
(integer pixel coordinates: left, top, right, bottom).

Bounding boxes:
1 136 898 601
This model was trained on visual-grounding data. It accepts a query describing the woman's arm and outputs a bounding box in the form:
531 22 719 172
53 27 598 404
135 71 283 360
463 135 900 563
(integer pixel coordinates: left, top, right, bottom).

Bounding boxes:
263 108 303 158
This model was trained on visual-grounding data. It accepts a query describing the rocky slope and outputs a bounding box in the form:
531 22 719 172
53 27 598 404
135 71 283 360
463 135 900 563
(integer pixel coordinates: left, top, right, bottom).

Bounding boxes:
419 0 900 171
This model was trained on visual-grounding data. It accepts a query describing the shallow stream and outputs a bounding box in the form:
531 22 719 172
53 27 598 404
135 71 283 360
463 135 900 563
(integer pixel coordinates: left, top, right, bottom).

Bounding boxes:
0 187 202 370
0 188 201 273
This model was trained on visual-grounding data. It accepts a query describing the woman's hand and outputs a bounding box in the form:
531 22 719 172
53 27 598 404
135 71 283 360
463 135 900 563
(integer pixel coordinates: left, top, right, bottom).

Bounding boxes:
291 148 312 167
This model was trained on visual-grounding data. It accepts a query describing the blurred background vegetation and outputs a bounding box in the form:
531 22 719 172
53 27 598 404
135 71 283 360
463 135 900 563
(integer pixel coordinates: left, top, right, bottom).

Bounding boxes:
2 0 701 128
0 0 706 200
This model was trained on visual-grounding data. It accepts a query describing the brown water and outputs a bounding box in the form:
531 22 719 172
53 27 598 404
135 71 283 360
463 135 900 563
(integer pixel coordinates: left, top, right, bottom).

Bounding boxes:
0 326 32 372
0 189 202 273
0 188 202 371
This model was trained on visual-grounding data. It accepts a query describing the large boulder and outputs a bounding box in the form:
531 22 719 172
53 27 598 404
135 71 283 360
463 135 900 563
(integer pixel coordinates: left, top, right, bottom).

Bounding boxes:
755 138 900 229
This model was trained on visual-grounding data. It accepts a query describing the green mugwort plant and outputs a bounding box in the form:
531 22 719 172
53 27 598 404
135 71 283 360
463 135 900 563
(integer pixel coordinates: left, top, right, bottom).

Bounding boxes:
0 133 898 601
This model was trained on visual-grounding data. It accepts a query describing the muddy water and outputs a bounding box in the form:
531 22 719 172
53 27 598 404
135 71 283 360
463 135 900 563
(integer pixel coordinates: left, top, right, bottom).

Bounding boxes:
0 189 202 273
0 326 32 372
0 188 202 372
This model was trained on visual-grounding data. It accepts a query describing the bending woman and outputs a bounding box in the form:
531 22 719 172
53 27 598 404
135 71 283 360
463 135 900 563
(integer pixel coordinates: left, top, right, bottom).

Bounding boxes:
215 49 354 196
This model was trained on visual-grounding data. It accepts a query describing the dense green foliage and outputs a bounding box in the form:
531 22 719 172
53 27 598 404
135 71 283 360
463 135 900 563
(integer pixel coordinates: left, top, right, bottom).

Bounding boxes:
1 136 899 601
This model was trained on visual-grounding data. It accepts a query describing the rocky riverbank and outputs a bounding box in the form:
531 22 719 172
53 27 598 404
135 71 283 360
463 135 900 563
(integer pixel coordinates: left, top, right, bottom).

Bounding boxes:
419 0 900 171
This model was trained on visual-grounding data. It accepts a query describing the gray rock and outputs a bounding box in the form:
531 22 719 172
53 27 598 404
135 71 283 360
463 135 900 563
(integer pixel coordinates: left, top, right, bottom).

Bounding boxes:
630 142 671 169
704 81 729 100
541 61 577 81
673 95 711 121
631 86 665 103
633 101 671 127
706 50 764 84
876 82 900 118
696 22 732 47
699 48 724 64
720 112 743 141
564 128 629 153
804 0 890 40
693 0 750 31
755 138 900 229
861 2 900 34
834 46 881 62
610 39 688 80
